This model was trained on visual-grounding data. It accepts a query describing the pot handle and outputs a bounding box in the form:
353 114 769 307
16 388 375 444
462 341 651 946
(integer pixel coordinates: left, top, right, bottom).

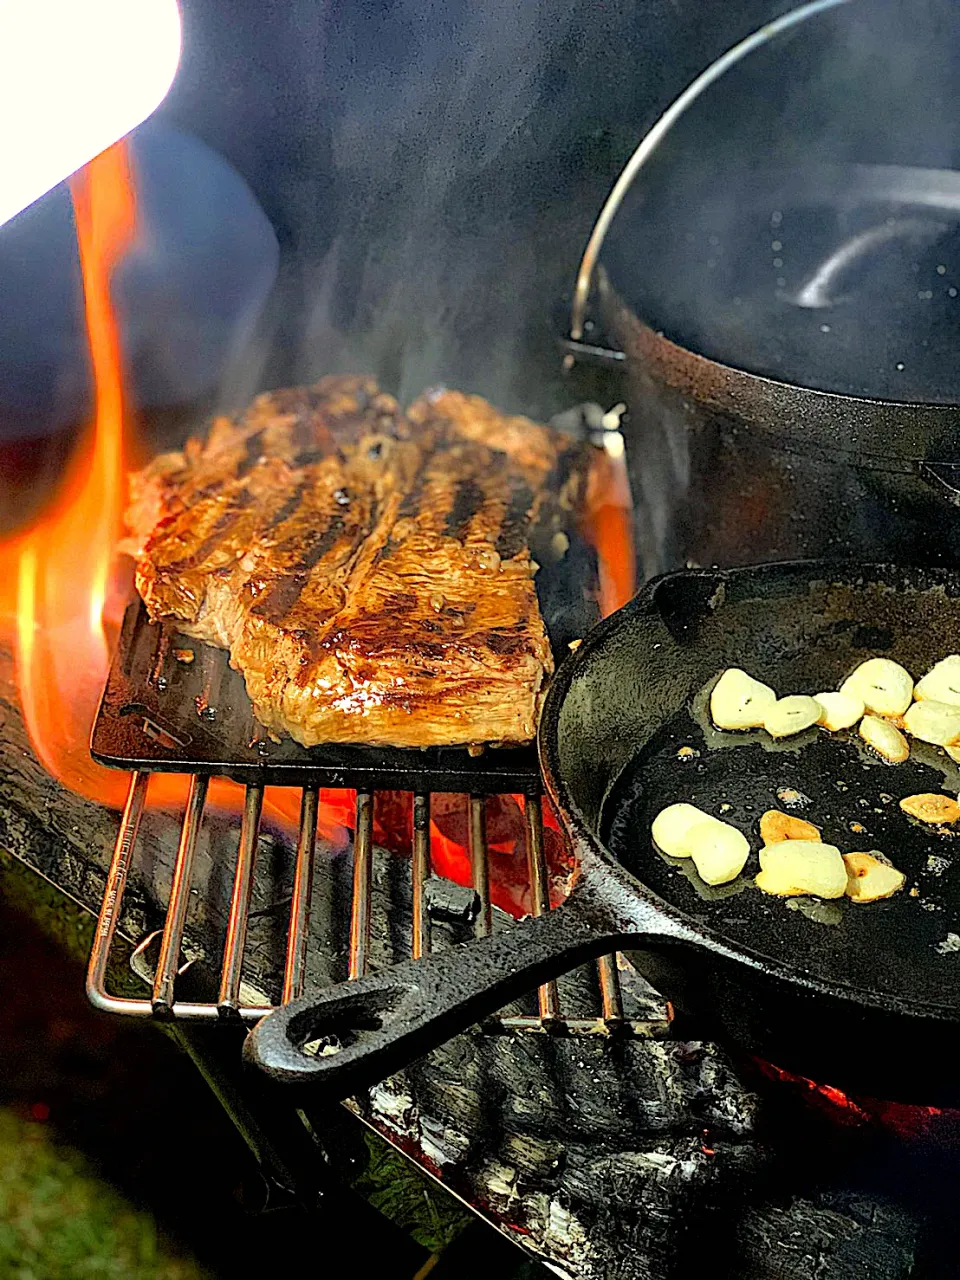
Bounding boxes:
568 0 853 347
244 878 657 1096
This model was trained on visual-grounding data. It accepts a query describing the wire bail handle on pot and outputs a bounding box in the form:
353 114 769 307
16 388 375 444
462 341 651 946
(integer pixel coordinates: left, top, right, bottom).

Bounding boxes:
565 0 854 367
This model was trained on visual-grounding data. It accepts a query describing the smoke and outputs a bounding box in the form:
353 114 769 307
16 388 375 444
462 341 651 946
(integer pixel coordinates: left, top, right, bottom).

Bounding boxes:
293 0 573 409
192 0 791 418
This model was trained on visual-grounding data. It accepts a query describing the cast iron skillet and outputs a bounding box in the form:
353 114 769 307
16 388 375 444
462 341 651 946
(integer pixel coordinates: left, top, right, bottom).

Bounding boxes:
246 562 960 1103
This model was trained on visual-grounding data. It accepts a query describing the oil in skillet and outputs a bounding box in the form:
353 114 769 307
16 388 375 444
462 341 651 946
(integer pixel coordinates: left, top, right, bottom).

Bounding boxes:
605 704 951 918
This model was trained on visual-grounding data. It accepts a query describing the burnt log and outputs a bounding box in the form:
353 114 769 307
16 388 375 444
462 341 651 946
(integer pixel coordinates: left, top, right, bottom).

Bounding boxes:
0 640 929 1278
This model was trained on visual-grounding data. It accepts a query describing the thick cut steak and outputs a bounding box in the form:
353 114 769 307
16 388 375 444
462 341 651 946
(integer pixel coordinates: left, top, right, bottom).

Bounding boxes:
125 376 589 749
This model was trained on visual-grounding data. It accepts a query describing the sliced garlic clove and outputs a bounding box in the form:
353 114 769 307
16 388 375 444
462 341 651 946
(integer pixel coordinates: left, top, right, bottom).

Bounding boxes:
903 699 960 747
915 654 960 707
814 690 864 731
898 793 960 825
763 695 821 739
843 852 906 903
710 668 776 730
859 714 910 763
840 658 914 718
651 803 710 858
756 840 848 899
686 818 751 885
759 809 821 844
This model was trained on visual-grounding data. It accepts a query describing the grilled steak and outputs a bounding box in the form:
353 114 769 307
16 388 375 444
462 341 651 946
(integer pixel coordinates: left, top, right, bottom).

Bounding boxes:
125 377 590 749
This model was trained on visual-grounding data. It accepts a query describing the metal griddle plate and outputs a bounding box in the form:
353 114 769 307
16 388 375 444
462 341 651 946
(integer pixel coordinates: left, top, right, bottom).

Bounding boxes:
596 565 960 1015
91 599 540 793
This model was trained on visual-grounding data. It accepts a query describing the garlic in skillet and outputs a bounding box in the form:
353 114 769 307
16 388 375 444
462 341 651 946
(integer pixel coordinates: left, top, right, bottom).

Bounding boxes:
651 804 749 885
915 655 960 707
710 668 776 730
755 840 847 899
899 793 960 825
842 852 906 903
685 819 751 885
763 695 821 739
814 690 864 731
759 809 821 844
840 658 913 718
651 803 709 858
859 714 910 763
903 699 960 747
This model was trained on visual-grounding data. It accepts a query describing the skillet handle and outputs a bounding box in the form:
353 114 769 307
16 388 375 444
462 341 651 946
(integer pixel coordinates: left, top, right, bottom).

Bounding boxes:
244 883 643 1097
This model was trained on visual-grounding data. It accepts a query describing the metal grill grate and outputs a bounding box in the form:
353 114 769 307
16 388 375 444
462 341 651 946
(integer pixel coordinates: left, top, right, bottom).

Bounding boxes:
87 771 670 1038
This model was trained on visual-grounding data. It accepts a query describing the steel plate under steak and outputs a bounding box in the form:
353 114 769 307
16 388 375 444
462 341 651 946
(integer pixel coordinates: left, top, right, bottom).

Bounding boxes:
91 598 540 792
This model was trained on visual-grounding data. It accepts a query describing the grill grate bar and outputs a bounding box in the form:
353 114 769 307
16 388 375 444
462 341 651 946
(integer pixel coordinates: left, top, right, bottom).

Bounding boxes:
282 786 319 1004
411 793 432 960
152 774 208 1014
218 784 264 1016
523 795 561 1023
87 770 150 1017
468 795 492 938
87 773 667 1038
596 952 625 1025
348 792 375 980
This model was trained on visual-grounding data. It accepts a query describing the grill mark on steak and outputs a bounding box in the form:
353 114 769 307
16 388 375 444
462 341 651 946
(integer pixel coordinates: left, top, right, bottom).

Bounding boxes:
161 488 255 573
234 429 267 479
445 477 485 540
484 626 528 656
293 447 331 468
250 514 349 621
397 468 428 519
495 477 534 559
264 480 309 533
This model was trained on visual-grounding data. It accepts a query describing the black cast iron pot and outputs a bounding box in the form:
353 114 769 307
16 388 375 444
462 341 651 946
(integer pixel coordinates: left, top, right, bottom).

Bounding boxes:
563 1 960 578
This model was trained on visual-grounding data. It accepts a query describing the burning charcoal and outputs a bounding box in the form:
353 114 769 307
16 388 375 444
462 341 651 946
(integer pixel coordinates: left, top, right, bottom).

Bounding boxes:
423 878 480 925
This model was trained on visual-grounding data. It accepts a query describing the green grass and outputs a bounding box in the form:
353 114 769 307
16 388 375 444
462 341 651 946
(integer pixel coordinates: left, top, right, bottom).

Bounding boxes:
357 1131 471 1254
0 1108 208 1280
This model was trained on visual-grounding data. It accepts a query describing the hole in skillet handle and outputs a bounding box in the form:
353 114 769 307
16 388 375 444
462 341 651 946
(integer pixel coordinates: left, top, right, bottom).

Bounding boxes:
245 978 415 1091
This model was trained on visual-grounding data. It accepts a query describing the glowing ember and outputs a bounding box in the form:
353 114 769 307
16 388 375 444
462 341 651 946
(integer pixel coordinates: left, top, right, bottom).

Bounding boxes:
0 138 633 917
754 1058 953 1139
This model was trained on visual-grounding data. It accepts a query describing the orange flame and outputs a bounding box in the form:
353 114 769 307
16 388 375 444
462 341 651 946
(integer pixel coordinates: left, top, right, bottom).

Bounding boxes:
9 143 135 805
1 140 634 912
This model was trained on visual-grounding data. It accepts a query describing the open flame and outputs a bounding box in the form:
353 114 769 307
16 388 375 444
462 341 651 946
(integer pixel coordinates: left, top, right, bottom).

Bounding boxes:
1 140 634 919
8 142 135 806
0 142 320 834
